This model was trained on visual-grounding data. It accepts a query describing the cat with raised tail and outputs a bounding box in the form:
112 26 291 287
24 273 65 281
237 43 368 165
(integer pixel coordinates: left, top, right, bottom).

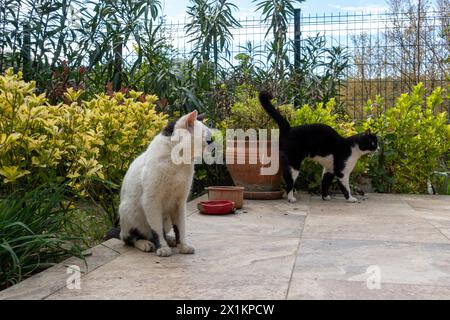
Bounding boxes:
259 92 378 203
108 110 211 257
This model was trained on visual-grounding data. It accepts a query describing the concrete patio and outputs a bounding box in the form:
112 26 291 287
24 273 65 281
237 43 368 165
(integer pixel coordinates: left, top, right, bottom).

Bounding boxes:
1 193 450 300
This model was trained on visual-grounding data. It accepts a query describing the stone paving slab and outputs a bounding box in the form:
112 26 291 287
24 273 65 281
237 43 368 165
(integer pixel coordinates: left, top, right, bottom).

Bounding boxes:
1 193 450 300
188 200 307 238
287 279 450 300
0 239 129 300
304 194 450 244
291 238 450 286
309 195 416 216
303 212 450 243
47 234 299 300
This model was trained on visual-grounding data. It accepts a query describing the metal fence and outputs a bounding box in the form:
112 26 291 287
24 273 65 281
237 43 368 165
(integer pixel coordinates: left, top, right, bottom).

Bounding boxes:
163 9 450 118
1 3 448 118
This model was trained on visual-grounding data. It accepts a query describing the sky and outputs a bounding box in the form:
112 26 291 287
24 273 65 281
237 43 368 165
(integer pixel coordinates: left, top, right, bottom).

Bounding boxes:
159 0 442 66
161 0 392 22
160 0 396 59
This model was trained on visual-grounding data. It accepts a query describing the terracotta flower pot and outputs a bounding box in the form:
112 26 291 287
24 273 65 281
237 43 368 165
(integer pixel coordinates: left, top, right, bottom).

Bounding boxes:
226 139 283 200
206 186 244 209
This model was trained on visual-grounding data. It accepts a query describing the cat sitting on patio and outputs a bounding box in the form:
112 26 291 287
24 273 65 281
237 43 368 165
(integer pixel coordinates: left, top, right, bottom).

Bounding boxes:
107 110 211 257
259 91 378 203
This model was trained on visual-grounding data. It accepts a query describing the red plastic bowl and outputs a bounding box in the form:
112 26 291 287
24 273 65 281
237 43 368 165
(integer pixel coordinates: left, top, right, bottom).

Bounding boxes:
199 200 235 215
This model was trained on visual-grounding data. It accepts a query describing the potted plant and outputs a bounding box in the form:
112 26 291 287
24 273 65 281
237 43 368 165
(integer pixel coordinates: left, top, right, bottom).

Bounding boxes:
224 85 294 199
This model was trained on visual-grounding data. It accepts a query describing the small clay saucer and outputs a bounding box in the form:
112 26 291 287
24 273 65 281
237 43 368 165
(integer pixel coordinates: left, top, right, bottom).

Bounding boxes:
243 190 284 200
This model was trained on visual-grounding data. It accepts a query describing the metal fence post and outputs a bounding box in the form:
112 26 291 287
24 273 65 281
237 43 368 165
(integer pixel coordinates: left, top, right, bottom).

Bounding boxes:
21 23 31 81
112 36 123 92
294 8 301 71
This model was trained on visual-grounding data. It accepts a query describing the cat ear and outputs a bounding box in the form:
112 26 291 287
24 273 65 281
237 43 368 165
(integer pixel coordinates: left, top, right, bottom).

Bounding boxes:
185 110 198 128
365 128 372 135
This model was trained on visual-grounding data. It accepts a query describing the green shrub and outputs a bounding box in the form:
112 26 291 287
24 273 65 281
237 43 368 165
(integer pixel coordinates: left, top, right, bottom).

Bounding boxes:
224 84 295 131
364 84 450 193
0 185 84 290
291 98 356 135
0 69 168 223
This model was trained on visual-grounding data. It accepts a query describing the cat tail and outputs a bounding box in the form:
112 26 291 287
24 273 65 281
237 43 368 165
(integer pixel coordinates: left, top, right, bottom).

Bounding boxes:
259 91 291 134
104 227 121 241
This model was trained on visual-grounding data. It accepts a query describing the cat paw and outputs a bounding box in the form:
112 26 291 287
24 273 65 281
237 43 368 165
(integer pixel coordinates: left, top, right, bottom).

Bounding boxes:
322 195 332 201
134 240 155 252
287 191 297 203
165 235 177 248
178 243 195 254
347 196 359 203
156 246 172 257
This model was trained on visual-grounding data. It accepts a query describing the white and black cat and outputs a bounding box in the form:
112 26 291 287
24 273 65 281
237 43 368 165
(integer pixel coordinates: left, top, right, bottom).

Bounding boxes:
106 110 211 256
259 92 378 203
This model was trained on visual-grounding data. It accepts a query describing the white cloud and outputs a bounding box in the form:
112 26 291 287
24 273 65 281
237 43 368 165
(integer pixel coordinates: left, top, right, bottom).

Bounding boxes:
328 4 389 13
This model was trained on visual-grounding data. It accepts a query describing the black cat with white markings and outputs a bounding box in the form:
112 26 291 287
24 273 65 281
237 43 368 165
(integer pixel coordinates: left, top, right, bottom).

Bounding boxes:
259 92 378 203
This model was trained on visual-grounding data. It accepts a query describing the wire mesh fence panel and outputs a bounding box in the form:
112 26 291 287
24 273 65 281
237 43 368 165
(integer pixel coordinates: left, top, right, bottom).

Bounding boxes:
299 11 450 118
296 10 449 117
162 10 449 118
0 2 448 118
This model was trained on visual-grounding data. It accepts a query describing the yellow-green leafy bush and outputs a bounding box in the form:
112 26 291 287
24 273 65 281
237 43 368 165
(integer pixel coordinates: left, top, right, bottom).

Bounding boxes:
291 99 356 136
225 84 295 131
364 84 450 193
0 69 167 203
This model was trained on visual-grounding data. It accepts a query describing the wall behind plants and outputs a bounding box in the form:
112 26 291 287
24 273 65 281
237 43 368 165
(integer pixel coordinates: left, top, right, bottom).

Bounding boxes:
0 69 168 224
